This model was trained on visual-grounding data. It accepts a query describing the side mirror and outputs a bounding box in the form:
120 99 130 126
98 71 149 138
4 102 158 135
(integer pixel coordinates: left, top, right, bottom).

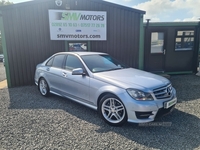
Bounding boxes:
72 68 86 75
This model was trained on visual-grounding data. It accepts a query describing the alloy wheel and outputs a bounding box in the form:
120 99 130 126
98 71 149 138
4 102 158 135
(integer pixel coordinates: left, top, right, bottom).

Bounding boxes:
101 96 126 125
39 78 49 96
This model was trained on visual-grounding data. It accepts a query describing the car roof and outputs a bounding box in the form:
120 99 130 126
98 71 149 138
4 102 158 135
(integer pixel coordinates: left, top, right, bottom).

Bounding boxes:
55 51 108 56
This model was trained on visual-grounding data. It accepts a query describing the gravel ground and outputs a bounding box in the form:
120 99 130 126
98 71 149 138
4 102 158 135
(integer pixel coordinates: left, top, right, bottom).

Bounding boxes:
0 62 6 81
0 74 200 149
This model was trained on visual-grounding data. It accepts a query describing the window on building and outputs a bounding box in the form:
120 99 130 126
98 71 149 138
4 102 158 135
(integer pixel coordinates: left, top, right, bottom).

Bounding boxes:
69 42 88 51
175 30 194 51
150 32 164 53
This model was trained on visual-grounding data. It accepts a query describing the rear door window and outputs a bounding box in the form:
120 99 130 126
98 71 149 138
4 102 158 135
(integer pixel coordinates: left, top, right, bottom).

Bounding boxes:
52 55 65 68
46 57 54 66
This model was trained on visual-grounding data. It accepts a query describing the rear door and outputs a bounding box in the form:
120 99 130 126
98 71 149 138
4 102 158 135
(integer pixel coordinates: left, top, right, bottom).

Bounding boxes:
45 54 66 94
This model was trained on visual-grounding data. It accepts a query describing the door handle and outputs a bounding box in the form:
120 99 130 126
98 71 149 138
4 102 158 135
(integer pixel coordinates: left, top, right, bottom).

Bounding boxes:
163 49 166 55
62 72 67 77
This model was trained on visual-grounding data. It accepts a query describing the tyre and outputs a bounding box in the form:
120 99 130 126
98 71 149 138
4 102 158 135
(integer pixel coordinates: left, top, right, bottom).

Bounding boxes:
99 94 127 126
38 78 49 97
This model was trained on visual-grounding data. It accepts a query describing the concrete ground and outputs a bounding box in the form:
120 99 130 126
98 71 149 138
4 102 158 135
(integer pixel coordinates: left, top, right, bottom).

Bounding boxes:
0 73 200 149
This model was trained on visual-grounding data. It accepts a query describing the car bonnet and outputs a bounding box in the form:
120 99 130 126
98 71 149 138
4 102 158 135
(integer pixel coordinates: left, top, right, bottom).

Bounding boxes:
93 68 170 92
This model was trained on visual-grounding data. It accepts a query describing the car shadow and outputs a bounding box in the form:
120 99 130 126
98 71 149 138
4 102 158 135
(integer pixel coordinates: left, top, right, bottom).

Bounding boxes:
6 83 200 150
96 109 200 149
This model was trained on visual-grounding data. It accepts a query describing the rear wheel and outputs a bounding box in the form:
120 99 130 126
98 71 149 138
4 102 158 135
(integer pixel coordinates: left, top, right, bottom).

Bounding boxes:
99 94 127 126
39 78 49 96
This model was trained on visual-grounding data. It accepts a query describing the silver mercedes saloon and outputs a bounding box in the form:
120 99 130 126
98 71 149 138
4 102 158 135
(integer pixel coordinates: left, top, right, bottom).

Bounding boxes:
34 52 177 126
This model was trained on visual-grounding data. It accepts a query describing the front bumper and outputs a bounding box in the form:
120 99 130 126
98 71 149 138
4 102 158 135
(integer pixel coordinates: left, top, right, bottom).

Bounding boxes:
155 105 175 119
118 88 177 123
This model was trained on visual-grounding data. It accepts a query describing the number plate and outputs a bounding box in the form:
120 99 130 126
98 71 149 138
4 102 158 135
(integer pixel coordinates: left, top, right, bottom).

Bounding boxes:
164 98 177 109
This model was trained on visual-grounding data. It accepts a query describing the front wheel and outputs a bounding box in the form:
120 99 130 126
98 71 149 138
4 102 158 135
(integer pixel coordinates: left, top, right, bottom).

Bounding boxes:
38 78 49 97
99 94 127 126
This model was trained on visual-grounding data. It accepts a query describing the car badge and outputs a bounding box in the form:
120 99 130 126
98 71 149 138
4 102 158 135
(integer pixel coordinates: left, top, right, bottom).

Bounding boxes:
166 87 172 96
55 0 62 6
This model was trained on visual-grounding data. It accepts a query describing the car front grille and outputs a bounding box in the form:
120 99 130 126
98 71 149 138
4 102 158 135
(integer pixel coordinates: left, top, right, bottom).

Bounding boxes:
153 84 173 100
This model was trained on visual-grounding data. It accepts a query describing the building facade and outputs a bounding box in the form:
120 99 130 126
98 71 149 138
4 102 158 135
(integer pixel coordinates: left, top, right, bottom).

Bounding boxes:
144 22 200 74
0 0 145 87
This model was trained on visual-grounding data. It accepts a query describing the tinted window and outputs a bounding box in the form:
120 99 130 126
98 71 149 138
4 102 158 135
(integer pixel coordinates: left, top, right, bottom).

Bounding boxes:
65 55 84 70
81 54 127 73
46 57 54 66
52 55 65 68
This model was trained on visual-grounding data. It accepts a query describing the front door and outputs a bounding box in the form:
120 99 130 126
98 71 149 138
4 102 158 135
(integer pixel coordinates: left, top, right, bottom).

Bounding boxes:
61 54 91 104
145 30 167 72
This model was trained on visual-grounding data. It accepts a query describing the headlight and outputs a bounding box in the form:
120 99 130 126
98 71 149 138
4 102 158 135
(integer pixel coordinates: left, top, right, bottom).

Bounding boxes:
126 89 154 101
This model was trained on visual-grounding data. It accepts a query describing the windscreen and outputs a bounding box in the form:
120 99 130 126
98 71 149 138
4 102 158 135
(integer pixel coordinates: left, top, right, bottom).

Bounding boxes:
81 54 127 73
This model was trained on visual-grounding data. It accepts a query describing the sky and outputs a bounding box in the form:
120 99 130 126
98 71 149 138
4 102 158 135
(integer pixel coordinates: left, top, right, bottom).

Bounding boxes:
10 0 200 22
